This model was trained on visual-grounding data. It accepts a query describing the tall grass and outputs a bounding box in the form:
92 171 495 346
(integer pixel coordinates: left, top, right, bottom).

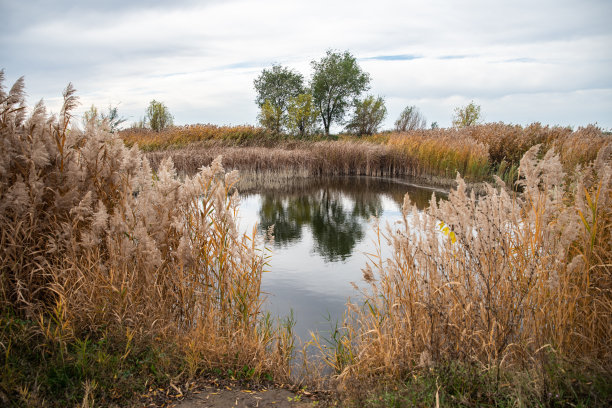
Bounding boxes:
121 124 282 150
314 144 612 405
145 140 487 187
385 130 490 180
129 123 609 187
0 74 292 406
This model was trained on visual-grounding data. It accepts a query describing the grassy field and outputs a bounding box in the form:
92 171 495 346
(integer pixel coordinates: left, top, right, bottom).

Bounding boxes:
122 122 608 188
2 76 611 406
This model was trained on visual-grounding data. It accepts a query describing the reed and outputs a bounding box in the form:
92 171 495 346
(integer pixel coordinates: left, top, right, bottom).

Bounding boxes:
144 140 487 191
121 124 283 151
129 126 491 182
127 122 609 188
0 75 292 406
313 143 612 406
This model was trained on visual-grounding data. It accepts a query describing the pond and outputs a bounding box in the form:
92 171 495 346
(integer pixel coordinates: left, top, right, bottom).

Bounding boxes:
238 176 446 343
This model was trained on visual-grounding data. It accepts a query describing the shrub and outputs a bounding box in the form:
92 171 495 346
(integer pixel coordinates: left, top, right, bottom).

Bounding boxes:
345 95 387 136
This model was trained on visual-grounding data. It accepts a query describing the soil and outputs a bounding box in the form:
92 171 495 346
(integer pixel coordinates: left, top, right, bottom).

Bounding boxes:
140 378 326 408
174 386 317 408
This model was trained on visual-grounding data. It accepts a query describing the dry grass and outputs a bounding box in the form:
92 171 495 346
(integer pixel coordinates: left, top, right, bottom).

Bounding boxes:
131 123 609 188
144 141 484 191
313 143 612 405
121 124 282 150
0 74 292 406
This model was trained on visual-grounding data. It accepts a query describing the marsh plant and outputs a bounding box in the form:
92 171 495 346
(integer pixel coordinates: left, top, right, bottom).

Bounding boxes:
316 144 612 405
0 73 292 405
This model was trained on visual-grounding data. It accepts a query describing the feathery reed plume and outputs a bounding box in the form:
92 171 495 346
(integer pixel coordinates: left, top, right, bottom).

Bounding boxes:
1 75 293 405
319 143 611 404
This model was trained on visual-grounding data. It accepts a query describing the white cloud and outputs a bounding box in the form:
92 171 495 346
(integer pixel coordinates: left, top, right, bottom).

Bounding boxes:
1 0 611 129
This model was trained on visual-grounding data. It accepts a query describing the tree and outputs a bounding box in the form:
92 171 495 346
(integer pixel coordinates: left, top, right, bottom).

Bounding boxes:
345 95 387 136
257 100 283 134
311 50 370 135
452 101 482 127
101 105 126 133
285 93 318 138
394 105 427 132
82 105 100 128
253 64 304 132
82 104 126 133
146 100 173 132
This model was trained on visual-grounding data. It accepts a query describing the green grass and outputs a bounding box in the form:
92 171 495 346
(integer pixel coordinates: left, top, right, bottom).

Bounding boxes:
0 307 183 407
355 362 611 408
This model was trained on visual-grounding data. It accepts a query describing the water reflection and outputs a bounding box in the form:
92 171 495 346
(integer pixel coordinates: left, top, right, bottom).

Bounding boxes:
253 177 438 262
259 190 380 261
238 176 446 342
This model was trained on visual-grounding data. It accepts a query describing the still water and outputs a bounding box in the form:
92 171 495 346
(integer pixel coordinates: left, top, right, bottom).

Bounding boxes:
238 176 444 342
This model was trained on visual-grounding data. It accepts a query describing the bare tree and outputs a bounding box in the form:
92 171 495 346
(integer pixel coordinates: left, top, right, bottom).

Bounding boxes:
395 105 427 132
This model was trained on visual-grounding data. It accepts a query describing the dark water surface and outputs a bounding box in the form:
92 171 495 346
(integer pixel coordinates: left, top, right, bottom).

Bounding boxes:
238 176 444 342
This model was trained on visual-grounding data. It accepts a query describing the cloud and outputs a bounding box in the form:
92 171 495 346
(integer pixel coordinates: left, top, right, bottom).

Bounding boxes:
1 0 611 129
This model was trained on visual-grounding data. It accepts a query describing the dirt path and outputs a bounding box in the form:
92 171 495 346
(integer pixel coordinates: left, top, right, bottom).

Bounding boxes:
174 385 317 408
141 378 325 408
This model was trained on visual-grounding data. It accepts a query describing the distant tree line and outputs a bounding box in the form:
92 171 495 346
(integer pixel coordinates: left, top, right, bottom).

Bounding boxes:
84 100 174 133
83 50 483 136
254 50 482 137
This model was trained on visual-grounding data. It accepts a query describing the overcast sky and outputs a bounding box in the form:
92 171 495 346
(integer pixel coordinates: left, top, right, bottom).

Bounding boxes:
1 0 611 130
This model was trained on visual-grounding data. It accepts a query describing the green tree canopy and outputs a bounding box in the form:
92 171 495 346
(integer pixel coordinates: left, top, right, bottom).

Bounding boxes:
452 101 482 128
285 93 318 138
254 64 304 133
254 65 304 113
311 50 370 135
345 95 387 136
146 100 173 132
257 99 283 134
394 105 427 132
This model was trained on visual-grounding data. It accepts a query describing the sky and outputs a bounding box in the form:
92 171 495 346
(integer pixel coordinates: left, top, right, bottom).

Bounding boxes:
1 0 611 130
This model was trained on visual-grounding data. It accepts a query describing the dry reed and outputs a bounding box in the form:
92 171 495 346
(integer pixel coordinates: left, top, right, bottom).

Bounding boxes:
144 140 485 190
131 123 609 188
0 74 293 405
314 143 612 403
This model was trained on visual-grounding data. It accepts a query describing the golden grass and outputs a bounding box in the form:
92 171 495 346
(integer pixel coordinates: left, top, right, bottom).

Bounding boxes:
0 76 293 405
128 123 609 187
312 143 612 403
121 124 282 150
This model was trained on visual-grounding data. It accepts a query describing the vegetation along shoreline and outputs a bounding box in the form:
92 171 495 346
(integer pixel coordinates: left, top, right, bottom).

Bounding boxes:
2 57 611 408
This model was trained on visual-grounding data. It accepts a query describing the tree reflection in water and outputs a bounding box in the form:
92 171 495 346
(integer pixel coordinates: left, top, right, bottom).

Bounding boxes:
255 177 439 262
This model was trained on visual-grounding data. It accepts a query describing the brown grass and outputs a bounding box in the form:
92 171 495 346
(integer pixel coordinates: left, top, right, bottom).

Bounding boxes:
313 143 612 404
127 123 609 188
0 75 293 405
